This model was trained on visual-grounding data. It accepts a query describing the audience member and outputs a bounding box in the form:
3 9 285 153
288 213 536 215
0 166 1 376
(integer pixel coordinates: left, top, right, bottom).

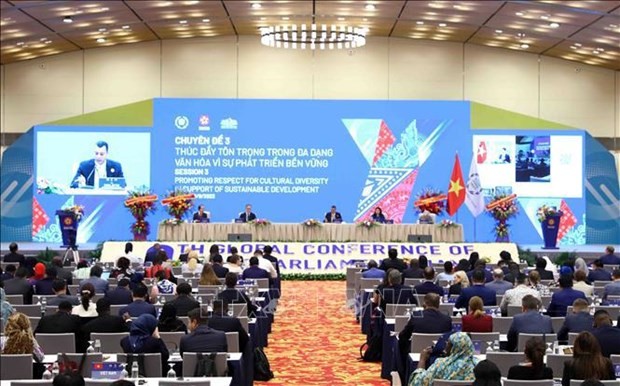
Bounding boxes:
242 256 271 285
144 243 162 265
378 248 407 273
111 257 133 280
574 257 589 276
547 274 587 317
414 267 444 296
462 296 492 333
408 332 477 386
82 298 129 340
105 278 133 305
1 312 45 365
468 252 480 271
449 270 470 296
374 269 415 310
528 270 551 297
211 254 230 278
198 264 222 286
573 270 593 297
149 270 177 303
0 288 15 325
72 282 98 317
468 260 493 283
168 283 200 317
508 337 554 379
0 264 16 281
254 250 278 279
602 269 620 300
418 255 429 270
455 259 470 273
591 310 620 358
485 268 513 295
79 265 109 294
599 246 620 266
500 273 540 315
118 284 156 317
33 265 57 295
51 257 73 285
145 252 174 282
72 260 91 280
561 332 615 386
181 250 204 275
217 272 257 316
398 293 452 355
402 259 424 279
3 267 34 304
208 299 250 351
224 254 243 275
507 295 553 352
263 245 281 279
455 269 496 309
588 260 612 282
3 242 25 266
361 259 385 279
472 359 502 386
534 257 555 281
47 279 79 307
35 301 85 352
120 314 169 376
52 373 85 386
157 303 187 333
504 262 521 285
435 261 455 282
180 307 227 356
124 242 142 265
30 262 46 285
557 298 593 342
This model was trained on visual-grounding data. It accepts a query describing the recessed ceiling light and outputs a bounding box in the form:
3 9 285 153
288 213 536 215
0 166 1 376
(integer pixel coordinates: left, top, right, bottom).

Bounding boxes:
592 50 600 55
517 32 525 38
100 7 109 12
122 25 130 29
98 28 107 32
365 4 376 11
549 22 560 28
259 17 266 21
63 16 73 23
179 20 188 24
40 37 47 41
96 38 106 43
438 23 447 27
597 48 605 52
282 16 290 21
495 29 503 34
515 12 525 16
574 43 582 47
570 45 577 49
202 18 210 23
362 18 368 21
45 40 52 44
16 41 24 46
338 17 345 21
416 21 424 25
609 24 618 29
540 15 549 20
251 2 262 9
520 43 529 49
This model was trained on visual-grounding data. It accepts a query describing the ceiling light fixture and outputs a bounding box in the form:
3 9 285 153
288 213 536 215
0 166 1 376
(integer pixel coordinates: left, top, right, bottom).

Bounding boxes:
495 29 503 34
592 50 600 55
549 22 560 28
438 23 447 27
96 38 106 43
179 20 188 24
98 28 107 32
122 25 130 29
260 23 367 50
574 43 582 47
515 12 524 16
540 15 549 20
338 17 345 21
282 17 290 21
570 45 577 49
365 4 376 11
416 21 424 25
251 2 262 9
202 18 210 23
520 43 529 49
63 16 73 23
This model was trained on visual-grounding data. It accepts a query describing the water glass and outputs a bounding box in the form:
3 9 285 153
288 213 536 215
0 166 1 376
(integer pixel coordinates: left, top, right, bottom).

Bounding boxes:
86 340 95 353
166 363 176 378
94 339 101 353
545 341 553 354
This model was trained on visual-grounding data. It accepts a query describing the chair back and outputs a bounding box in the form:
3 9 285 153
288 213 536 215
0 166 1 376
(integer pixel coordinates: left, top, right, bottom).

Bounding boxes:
198 285 222 295
485 352 524 376
0 354 33 380
182 352 228 377
117 353 162 378
36 332 76 354
13 304 41 317
568 332 580 345
90 332 129 353
394 316 409 333
230 303 247 317
159 381 212 386
504 381 554 386
159 294 177 303
507 305 522 316
226 332 240 353
386 304 414 318
254 278 269 289
410 333 443 354
360 278 381 290
28 317 40 332
495 294 504 305
160 331 186 352
5 294 23 305
11 382 53 386
110 305 126 315
546 354 571 379
570 382 620 386
238 316 249 333
517 333 555 352
404 278 424 286
438 303 453 316
493 317 513 334
85 381 119 386
432 381 472 386
551 317 564 333
390 371 402 386
172 266 182 276
59 353 103 377
595 305 620 319
540 296 552 308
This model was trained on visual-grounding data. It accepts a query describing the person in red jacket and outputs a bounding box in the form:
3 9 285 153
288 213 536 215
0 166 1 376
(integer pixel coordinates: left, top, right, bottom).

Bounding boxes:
462 296 493 333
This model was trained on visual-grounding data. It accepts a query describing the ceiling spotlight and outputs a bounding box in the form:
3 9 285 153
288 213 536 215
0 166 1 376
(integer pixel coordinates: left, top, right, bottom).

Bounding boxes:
574 43 582 47
517 32 525 38
540 15 549 20
45 40 52 44
100 7 109 12
570 45 577 49
16 41 24 46
592 50 600 55
597 48 605 52
495 29 503 34
179 20 188 24
63 16 73 23
515 12 525 16
416 21 424 25
96 38 106 43
365 4 376 11
282 16 290 21
338 17 346 21
98 27 107 32
438 23 447 27
202 18 210 23
520 43 529 49
251 2 262 9
122 25 130 29
549 22 560 28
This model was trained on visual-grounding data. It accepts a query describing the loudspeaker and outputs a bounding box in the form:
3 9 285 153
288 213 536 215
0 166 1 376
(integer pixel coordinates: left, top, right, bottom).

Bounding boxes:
407 234 432 243
227 233 252 242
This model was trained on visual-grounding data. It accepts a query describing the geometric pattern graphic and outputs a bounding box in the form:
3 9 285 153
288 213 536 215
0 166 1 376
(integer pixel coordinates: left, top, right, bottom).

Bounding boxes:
518 197 582 245
31 197 49 236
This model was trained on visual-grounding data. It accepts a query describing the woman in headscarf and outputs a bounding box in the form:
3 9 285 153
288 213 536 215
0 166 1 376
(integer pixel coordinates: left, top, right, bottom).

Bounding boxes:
29 262 46 285
157 303 187 333
574 257 589 276
120 314 169 376
1 288 15 326
409 331 478 386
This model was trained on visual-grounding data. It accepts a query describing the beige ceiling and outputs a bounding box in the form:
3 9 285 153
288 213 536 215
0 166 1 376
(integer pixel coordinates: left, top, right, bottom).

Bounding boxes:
1 0 619 69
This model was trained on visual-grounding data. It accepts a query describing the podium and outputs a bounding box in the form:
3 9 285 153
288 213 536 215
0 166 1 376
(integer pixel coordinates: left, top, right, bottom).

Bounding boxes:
56 210 80 264
541 213 563 249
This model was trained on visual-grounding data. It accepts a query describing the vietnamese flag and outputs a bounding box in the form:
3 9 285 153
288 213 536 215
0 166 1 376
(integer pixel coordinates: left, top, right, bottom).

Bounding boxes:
447 154 466 216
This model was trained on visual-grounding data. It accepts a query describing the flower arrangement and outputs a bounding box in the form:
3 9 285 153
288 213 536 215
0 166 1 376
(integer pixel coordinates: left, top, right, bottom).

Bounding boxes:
60 205 84 221
250 219 271 227
161 189 195 220
161 218 184 226
37 177 64 194
537 205 562 223
414 187 447 215
302 219 322 228
357 219 380 229
486 194 518 242
438 219 458 228
130 219 150 237
125 188 158 240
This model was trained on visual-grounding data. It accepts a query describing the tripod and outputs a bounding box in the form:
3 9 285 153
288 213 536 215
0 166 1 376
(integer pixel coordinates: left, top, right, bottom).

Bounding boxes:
63 246 80 265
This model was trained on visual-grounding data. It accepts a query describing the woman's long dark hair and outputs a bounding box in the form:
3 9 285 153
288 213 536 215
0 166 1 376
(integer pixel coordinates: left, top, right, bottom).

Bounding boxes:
572 332 611 380
80 283 95 311
524 337 546 377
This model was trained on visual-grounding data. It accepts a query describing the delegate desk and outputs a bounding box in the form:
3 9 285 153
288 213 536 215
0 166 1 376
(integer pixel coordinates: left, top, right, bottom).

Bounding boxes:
0 378 232 386
158 223 464 243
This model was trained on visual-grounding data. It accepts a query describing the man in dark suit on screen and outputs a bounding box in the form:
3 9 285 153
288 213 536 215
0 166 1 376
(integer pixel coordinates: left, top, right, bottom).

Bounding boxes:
238 204 256 222
324 205 342 223
70 140 124 188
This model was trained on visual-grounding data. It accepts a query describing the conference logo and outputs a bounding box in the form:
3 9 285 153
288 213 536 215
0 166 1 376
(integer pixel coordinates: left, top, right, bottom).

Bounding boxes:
477 141 487 164
198 115 211 131
220 117 238 130
174 115 189 130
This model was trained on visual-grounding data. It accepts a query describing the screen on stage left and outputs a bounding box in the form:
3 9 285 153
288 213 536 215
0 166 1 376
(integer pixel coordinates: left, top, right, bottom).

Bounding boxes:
34 130 151 195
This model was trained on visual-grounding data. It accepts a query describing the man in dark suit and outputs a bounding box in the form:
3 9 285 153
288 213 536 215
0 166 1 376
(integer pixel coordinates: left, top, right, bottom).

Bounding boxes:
379 248 407 273
455 269 496 309
192 205 210 223
104 278 133 305
79 265 109 295
118 284 156 317
242 257 271 282
168 283 200 317
467 260 493 283
2 242 25 266
402 259 424 279
144 243 162 264
591 310 620 357
70 140 124 188
208 300 250 351
398 293 452 355
262 245 281 278
47 279 80 306
361 260 386 279
238 204 256 223
507 295 554 352
376 270 416 310
534 258 555 281
35 266 57 295
323 205 342 223
547 275 587 317
0 264 16 281
51 257 73 285
3 267 34 304
82 298 130 340
35 301 86 352
588 259 612 282
218 273 257 317
212 255 229 279
599 246 620 266
414 267 444 296
180 307 227 356
556 298 593 342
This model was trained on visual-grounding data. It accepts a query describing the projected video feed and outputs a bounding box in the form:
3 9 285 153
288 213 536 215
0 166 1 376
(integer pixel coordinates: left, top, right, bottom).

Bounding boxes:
35 130 151 195
473 134 582 198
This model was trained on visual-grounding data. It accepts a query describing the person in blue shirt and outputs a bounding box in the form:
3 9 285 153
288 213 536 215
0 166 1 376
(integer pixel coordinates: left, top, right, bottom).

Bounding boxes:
602 269 620 300
599 246 620 266
485 268 513 295
556 298 593 342
118 283 157 318
324 205 342 223
361 260 385 279
547 274 587 317
414 267 444 296
455 269 496 309
371 207 386 223
242 256 271 282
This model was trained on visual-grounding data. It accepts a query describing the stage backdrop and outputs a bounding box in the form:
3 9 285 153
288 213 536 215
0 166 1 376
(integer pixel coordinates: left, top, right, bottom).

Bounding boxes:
1 99 618 246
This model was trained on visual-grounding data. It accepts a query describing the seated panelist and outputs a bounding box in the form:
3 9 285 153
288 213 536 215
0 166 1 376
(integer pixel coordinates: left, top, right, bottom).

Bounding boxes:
371 207 386 223
238 204 257 223
70 140 124 188
193 205 210 223
324 205 342 223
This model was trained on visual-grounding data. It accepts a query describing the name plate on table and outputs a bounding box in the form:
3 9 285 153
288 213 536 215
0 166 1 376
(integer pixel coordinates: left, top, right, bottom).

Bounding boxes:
615 364 620 378
452 323 462 332
92 362 124 379
99 177 126 189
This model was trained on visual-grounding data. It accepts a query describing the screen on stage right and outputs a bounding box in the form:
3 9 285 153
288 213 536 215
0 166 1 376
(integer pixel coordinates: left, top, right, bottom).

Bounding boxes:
473 134 582 198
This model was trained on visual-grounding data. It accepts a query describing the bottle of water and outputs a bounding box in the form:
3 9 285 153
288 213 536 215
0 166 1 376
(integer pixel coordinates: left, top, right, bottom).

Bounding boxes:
131 362 139 379
42 366 53 380
443 293 448 304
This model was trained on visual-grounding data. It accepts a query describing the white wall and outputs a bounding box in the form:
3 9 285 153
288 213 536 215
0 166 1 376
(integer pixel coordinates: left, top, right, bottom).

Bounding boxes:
0 36 618 142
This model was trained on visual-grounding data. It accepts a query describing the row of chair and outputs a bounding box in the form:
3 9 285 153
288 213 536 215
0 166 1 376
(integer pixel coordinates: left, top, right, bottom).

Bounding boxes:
391 374 620 386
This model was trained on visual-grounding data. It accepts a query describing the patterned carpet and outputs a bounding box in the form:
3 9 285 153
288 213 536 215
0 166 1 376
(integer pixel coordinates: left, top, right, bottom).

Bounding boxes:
256 281 389 386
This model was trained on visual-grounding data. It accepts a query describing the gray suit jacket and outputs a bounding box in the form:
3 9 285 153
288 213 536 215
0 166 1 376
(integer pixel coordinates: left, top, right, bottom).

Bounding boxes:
507 311 554 351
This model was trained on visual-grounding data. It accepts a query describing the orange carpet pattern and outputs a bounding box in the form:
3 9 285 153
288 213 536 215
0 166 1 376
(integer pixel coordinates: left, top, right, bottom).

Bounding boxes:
256 281 389 386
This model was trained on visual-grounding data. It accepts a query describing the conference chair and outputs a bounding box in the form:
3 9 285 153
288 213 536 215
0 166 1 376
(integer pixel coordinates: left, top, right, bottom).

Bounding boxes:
117 353 162 378
159 381 212 386
504 380 554 386
230 303 248 317
390 371 402 386
438 303 453 316
410 333 443 354
570 382 620 386
90 332 128 354
182 272 200 278
180 317 190 329
198 285 222 296
60 353 103 377
157 294 177 303
493 317 513 334
182 352 228 377
540 280 554 286
172 266 182 276
505 305 522 317
395 316 409 334
551 317 564 333
110 305 125 315
517 333 555 353
5 294 23 305
568 332 580 345
361 278 382 290
495 294 503 305
486 352 525 376
0 354 33 380
433 381 472 386
386 304 415 318
546 354 571 378
611 354 620 364
11 382 52 386
85 381 118 386
160 331 186 352
438 280 451 287
226 332 240 353
404 278 424 286
14 304 41 317
36 333 75 354
68 285 80 294
595 305 620 319
603 265 619 272
469 332 500 354
541 296 552 308
254 278 269 289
